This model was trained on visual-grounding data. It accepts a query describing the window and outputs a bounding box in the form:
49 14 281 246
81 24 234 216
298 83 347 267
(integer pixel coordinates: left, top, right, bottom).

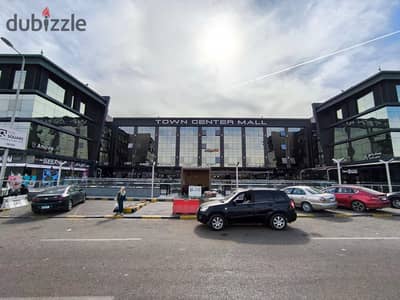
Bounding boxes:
179 127 198 167
46 79 65 103
158 127 176 166
253 191 274 203
201 127 220 167
357 92 374 113
283 188 293 194
224 127 242 167
337 108 343 120
396 85 400 101
13 70 26 89
245 127 264 167
292 188 306 195
0 70 2 80
80 102 86 115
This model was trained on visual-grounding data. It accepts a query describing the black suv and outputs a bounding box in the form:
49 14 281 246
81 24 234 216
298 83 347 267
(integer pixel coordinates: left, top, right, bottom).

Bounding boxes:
197 188 297 231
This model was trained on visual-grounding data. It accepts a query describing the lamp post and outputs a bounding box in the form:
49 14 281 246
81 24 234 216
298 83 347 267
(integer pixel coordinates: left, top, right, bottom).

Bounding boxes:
151 161 156 199
332 158 344 185
235 162 239 190
55 160 67 186
0 37 25 187
380 158 394 193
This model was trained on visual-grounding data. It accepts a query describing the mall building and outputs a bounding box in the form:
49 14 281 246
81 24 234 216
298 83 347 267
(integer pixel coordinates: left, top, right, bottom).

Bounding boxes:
103 117 318 179
313 71 400 184
0 54 110 183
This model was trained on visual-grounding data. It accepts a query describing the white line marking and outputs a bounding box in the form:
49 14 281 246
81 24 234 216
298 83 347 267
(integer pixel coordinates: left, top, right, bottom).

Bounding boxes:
1 297 114 300
311 237 400 240
40 238 142 242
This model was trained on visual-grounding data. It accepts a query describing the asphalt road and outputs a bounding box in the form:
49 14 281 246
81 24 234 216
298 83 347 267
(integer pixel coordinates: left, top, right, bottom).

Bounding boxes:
0 215 400 299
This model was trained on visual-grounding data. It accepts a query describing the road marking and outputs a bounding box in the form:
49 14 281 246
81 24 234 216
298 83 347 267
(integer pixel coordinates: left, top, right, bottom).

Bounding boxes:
311 237 400 240
1 297 114 300
40 238 142 242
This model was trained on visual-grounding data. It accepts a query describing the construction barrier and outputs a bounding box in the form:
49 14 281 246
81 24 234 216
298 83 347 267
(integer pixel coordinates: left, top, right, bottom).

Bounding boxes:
1 195 29 209
172 199 200 214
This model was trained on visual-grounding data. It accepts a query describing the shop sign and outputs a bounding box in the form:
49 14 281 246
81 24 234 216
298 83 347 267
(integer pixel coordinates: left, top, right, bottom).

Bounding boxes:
189 185 202 198
366 152 382 160
342 169 358 174
0 126 28 150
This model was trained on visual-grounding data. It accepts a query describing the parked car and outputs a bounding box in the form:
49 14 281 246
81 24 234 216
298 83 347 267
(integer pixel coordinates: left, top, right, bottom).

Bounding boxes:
322 185 390 212
387 192 400 209
282 186 337 212
31 185 86 213
197 188 297 231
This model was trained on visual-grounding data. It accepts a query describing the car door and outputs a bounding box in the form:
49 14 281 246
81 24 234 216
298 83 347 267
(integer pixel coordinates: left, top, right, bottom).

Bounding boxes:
253 190 274 221
68 186 78 205
334 187 352 208
291 188 306 207
226 191 255 223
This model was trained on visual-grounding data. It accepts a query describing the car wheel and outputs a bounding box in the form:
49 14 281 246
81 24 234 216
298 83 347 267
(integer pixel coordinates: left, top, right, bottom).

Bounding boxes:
208 214 225 231
301 202 313 213
269 213 287 230
351 200 366 212
66 199 73 211
391 197 400 209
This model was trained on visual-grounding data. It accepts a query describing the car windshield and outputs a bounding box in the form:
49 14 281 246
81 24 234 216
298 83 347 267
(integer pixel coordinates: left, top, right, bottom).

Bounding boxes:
222 190 242 203
304 187 323 194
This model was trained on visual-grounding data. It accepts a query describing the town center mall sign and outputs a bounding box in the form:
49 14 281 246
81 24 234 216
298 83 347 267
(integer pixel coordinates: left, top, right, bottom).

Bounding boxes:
154 119 269 126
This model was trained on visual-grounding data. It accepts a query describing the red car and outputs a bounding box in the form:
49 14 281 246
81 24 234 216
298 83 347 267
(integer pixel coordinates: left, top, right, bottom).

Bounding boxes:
323 185 390 212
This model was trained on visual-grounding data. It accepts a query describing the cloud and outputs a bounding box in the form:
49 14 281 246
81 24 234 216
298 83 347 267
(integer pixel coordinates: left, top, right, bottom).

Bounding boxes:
1 0 399 118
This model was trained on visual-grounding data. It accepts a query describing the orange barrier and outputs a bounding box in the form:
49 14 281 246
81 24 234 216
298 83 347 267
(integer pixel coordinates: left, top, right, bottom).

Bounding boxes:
172 199 200 214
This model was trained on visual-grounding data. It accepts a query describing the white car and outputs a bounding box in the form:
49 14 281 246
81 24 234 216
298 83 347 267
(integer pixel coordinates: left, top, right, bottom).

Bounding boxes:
282 186 337 212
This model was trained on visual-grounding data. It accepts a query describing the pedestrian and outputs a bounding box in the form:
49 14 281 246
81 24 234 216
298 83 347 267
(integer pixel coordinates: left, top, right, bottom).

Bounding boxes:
20 184 29 195
115 186 127 215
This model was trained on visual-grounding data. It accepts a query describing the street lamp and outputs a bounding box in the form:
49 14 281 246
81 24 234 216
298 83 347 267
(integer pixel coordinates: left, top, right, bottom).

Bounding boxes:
55 160 67 186
235 162 239 190
0 37 25 187
151 160 156 199
332 158 344 185
380 158 394 193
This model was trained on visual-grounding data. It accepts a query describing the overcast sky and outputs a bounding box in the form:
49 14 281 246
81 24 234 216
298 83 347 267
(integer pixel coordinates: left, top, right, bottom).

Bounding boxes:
1 0 400 118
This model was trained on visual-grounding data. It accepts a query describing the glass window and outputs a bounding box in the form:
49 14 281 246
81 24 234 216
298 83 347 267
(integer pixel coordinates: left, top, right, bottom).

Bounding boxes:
334 143 348 160
80 102 86 115
13 70 26 90
224 127 242 167
27 123 75 157
46 79 65 103
201 127 220 167
391 132 400 157
0 70 2 80
396 85 400 102
357 92 374 113
245 127 264 167
350 133 393 161
138 127 155 139
158 127 176 166
77 138 88 159
334 125 347 143
179 127 198 167
292 188 306 195
337 109 343 120
266 127 285 168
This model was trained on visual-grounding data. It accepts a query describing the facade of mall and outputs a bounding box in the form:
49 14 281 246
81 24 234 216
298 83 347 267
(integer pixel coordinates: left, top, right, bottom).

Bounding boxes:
1 54 400 184
0 54 109 182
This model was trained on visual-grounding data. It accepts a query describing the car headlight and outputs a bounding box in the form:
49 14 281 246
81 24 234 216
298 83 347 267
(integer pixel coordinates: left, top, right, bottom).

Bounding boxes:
199 206 208 212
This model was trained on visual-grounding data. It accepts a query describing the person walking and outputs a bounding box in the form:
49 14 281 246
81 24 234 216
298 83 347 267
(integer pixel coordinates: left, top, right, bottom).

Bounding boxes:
115 186 127 215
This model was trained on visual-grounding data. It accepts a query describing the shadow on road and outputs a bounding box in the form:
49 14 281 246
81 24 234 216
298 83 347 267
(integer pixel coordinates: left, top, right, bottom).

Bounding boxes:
194 223 310 245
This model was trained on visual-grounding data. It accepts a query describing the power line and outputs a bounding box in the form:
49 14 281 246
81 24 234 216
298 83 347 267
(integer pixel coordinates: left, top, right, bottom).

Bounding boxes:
235 29 400 87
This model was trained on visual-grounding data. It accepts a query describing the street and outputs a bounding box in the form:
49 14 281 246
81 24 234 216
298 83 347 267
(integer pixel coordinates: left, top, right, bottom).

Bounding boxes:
1 207 400 299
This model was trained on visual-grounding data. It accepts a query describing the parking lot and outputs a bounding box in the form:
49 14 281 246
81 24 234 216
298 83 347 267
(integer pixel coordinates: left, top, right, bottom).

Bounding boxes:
1 199 399 219
0 207 399 299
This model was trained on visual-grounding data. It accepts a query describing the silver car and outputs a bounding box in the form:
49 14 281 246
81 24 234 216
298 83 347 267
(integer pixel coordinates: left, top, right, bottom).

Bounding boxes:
282 186 337 212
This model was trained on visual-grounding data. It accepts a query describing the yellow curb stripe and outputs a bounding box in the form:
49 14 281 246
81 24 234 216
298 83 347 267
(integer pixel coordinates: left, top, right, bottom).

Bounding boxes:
141 215 164 219
180 215 196 220
373 213 393 218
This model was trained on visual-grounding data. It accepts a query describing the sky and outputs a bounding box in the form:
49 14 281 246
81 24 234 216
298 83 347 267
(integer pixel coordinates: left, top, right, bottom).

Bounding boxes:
1 0 400 118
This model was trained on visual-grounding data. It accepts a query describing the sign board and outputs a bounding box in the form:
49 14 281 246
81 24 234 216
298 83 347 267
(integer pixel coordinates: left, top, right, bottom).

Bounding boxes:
0 125 28 150
188 185 202 198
